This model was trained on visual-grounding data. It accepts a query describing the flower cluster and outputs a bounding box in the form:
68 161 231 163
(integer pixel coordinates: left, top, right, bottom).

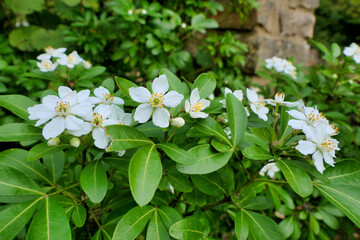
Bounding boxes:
343 43 360 63
265 56 297 79
288 107 340 173
36 47 92 72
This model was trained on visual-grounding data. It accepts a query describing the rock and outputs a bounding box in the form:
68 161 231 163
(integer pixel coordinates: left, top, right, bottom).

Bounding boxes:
280 9 316 38
257 0 280 34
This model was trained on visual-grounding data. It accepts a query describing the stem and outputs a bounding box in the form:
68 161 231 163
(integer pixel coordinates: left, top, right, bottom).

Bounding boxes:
47 182 81 197
89 208 102 229
255 178 287 184
166 128 178 143
233 150 250 180
202 196 231 211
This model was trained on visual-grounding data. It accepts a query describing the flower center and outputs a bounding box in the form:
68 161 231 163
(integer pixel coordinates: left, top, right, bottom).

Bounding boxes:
68 55 74 63
320 138 337 152
192 102 204 112
149 92 164 108
55 101 71 115
307 111 325 124
44 61 52 69
92 113 104 126
330 124 339 135
275 92 285 102
102 93 114 104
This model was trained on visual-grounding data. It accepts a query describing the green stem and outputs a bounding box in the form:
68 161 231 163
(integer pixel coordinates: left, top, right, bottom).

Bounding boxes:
255 178 287 184
47 182 80 197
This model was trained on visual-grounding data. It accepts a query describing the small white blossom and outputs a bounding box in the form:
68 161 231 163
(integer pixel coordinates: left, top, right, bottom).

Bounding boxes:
185 88 210 119
58 51 84 68
89 86 124 117
128 9 134 15
259 162 280 178
141 9 147 15
343 43 360 63
287 106 327 132
37 59 58 72
265 92 298 107
83 60 92 69
265 57 296 79
37 47 67 60
221 87 250 116
181 23 187 28
129 74 184 128
246 88 269 121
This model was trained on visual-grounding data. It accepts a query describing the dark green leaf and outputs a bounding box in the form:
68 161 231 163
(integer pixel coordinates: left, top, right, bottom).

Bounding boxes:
43 151 65 183
226 94 248 147
0 123 42 142
169 218 203 240
235 210 249 240
195 117 232 147
72 205 86 227
168 172 193 193
80 160 107 203
242 146 272 160
192 72 216 99
191 174 226 196
78 66 105 81
115 76 138 98
0 95 37 120
157 143 195 164
159 68 188 95
158 206 183 229
146 209 171 240
27 142 70 161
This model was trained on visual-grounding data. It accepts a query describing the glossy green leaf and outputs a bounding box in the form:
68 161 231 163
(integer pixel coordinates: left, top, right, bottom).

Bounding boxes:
169 218 203 240
242 196 274 210
80 160 108 203
226 93 248 147
315 183 360 227
136 121 164 138
267 183 295 210
0 95 37 120
115 76 138 98
0 149 51 183
235 210 249 240
43 151 65 183
195 117 232 146
72 205 86 227
78 66 105 81
27 142 70 161
191 174 226 196
0 165 44 202
0 123 42 142
309 214 319 234
245 210 285 240
157 143 195 164
158 207 183 229
192 72 216 99
106 125 153 151
27 197 71 240
242 146 272 160
279 216 295 238
112 206 155 240
146 209 171 240
324 160 360 185
0 197 42 239
186 187 207 207
211 138 230 152
177 144 233 174
168 172 193 193
129 145 162 206
159 68 188 95
277 159 313 197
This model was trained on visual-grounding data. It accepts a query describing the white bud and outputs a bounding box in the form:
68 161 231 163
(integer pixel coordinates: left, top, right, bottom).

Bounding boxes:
116 150 126 157
70 137 80 148
332 74 338 79
141 9 147 15
83 60 92 69
47 137 60 146
171 117 185 128
128 9 133 15
181 23 186 28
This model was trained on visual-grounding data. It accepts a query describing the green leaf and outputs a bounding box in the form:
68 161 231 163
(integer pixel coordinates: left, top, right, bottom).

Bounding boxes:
136 122 164 138
324 160 360 185
43 151 65 183
146 209 171 240
112 206 155 240
242 146 272 160
226 93 248 147
0 123 42 142
0 95 37 120
279 216 295 238
277 159 313 197
192 72 216 99
309 214 319 234
80 160 107 203
186 187 206 207
242 196 274 210
331 43 341 58
27 142 70 161
106 125 153 151
191 174 226 196
191 14 218 33
27 197 71 240
168 172 193 193
72 205 87 227
195 117 232 146
157 143 195 164
129 145 162 206
0 165 44 202
169 219 203 240
177 144 233 174
115 76 138 98
159 68 188 95
158 207 183 229
78 66 106 81
315 183 360 227
5 0 44 14
245 210 285 240
235 210 249 240
0 149 51 184
0 197 42 239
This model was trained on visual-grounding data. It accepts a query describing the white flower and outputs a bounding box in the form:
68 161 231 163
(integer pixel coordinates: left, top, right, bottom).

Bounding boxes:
295 122 340 174
89 86 124 116
37 47 67 60
185 88 210 119
221 87 250 116
181 23 187 28
287 106 327 132
128 9 133 15
171 117 185 128
259 162 280 178
129 75 184 128
58 51 84 68
265 92 298 107
141 9 147 15
28 86 93 139
37 59 58 72
246 88 269 121
83 60 92 69
265 57 296 79
343 43 360 63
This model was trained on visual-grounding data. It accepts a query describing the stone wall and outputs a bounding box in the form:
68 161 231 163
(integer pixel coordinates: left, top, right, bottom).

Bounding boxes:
212 0 320 73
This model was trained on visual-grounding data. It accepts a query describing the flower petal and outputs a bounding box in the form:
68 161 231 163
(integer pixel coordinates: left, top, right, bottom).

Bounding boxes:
94 105 111 119
296 140 316 155
224 87 232 96
113 97 124 105
152 74 169 94
288 119 305 130
89 96 102 104
163 91 184 107
28 104 56 124
287 110 306 120
190 111 208 119
190 88 200 105
129 87 151 103
94 86 109 99
323 151 335 166
199 99 210 108
70 102 93 117
43 117 65 139
185 100 190 113
64 115 84 130
312 150 325 174
153 107 170 128
92 127 110 149
78 89 90 103
68 122 92 137
233 90 244 101
58 86 74 99
134 103 153 123
246 88 258 103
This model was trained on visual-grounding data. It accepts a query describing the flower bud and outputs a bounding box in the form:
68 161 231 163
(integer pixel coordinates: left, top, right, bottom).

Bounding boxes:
47 137 60 146
70 137 80 148
117 150 126 157
141 9 147 15
171 117 185 128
